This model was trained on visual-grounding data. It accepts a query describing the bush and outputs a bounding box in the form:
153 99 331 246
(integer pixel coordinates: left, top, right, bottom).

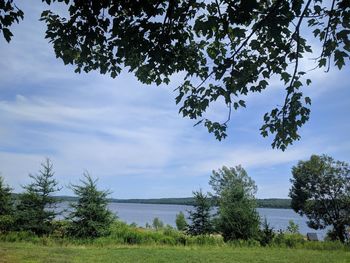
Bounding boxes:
273 230 305 248
258 218 274 246
286 220 300 234
0 215 15 233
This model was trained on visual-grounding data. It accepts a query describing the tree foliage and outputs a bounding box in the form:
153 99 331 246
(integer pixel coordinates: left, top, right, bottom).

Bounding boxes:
2 0 349 150
67 172 114 238
210 166 260 241
152 217 164 230
259 218 275 246
0 176 13 216
187 190 213 236
0 0 24 42
289 154 350 243
175 211 187 231
0 176 14 232
15 158 61 235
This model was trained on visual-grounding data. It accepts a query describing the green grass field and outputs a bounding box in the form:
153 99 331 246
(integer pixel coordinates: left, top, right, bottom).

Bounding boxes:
1 242 349 263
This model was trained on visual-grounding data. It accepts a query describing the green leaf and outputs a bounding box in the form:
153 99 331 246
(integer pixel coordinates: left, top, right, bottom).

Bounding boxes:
2 28 13 43
305 97 311 105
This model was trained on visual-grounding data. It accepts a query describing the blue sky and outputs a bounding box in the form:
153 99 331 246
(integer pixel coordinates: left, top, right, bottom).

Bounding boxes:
0 1 349 199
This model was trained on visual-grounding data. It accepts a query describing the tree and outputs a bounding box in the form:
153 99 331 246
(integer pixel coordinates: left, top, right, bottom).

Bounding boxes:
286 220 300 234
152 217 164 230
67 172 114 238
289 154 350 243
187 190 213 236
209 166 260 241
15 158 60 235
0 176 14 232
175 211 187 231
2 1 349 150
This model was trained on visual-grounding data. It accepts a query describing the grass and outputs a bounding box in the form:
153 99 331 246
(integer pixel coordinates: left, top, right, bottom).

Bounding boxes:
0 242 350 263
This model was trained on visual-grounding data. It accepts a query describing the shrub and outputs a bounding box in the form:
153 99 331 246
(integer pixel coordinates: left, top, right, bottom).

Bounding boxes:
0 215 15 233
258 218 275 246
286 220 300 234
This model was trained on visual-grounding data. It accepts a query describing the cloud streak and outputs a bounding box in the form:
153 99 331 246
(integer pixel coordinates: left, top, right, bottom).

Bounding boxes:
0 0 349 199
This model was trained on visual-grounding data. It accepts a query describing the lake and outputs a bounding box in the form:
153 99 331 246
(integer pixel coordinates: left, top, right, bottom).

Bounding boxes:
57 202 328 239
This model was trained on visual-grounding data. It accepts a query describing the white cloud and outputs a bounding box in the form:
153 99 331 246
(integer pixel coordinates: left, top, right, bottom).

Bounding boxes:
0 0 349 199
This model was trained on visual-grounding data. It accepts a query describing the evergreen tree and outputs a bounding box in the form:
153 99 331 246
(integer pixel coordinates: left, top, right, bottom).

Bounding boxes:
210 166 260 241
67 172 114 238
175 211 187 231
187 190 213 236
0 176 14 232
15 158 60 235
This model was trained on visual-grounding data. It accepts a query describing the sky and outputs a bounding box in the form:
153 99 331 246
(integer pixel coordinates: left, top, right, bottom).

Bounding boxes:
0 1 349 199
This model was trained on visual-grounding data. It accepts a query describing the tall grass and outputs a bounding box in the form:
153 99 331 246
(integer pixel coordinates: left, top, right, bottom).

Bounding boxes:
0 220 349 251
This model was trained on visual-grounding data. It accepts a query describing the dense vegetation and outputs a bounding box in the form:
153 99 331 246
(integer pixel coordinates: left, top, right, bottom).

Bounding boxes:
0 220 349 250
0 154 349 257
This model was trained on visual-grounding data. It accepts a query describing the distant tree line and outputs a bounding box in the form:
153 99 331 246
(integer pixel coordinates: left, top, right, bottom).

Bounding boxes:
106 197 292 209
9 194 292 209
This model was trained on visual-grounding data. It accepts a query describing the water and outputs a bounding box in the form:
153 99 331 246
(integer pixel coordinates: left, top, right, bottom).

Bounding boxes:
57 202 328 239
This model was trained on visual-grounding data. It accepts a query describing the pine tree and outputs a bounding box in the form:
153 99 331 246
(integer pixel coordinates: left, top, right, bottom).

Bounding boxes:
15 158 60 235
187 190 213 236
67 172 114 238
0 176 14 232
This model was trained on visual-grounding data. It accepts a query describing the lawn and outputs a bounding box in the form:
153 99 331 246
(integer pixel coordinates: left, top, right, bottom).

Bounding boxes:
0 242 349 263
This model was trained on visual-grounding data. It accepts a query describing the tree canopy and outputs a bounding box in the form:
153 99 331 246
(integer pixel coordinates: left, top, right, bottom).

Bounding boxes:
1 0 349 150
209 166 260 241
289 154 350 243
